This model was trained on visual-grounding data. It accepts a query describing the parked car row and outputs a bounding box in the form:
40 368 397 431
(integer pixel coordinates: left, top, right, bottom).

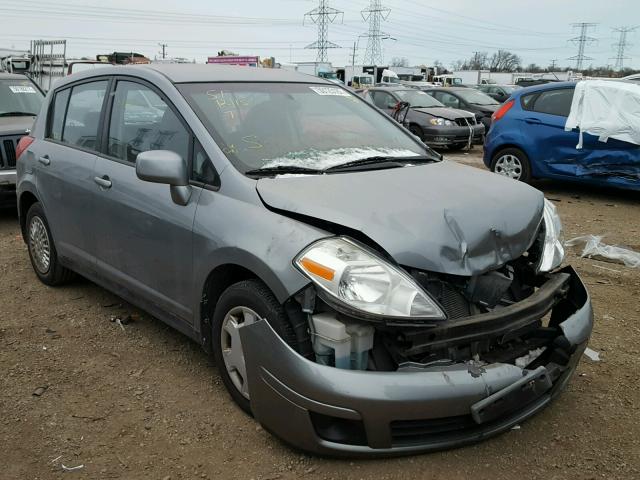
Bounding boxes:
15 64 593 457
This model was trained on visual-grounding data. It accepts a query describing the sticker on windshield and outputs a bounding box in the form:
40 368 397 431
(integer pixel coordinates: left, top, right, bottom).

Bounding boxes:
9 86 37 94
309 86 350 97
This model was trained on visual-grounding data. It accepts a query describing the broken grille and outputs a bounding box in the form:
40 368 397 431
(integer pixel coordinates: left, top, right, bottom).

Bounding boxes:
0 136 22 169
454 117 476 126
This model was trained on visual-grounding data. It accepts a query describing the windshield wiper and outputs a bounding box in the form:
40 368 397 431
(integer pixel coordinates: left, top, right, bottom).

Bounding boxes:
323 155 436 173
0 111 37 117
244 165 323 177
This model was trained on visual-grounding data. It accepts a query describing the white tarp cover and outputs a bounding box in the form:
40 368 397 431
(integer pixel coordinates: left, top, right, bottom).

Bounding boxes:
565 80 640 149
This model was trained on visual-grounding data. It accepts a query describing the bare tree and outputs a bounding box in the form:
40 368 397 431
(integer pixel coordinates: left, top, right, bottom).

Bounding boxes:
390 56 409 67
489 50 521 72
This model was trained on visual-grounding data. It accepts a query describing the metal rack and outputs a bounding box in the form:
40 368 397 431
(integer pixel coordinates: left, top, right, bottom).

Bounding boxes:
29 39 67 92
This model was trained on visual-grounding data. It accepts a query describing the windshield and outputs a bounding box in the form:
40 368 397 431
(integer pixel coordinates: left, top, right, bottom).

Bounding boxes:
394 90 444 108
0 79 44 115
456 89 499 105
178 82 429 172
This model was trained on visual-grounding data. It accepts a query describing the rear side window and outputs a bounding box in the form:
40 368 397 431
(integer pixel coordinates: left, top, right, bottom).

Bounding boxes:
522 88 574 117
63 81 108 150
48 89 70 141
107 81 189 164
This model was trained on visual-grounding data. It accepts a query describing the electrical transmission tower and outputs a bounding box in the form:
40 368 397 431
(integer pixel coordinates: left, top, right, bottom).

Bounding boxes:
304 0 343 62
611 26 637 70
568 23 597 70
361 0 391 65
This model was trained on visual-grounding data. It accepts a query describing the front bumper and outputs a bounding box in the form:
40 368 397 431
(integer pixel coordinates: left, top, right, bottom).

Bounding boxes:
241 266 593 457
0 169 16 186
422 124 485 147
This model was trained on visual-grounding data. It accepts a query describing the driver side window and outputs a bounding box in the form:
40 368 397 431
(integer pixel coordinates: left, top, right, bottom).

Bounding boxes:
437 92 460 109
372 91 395 109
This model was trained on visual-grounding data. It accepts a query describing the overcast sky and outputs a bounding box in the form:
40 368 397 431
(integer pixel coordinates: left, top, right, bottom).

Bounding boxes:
1 0 638 69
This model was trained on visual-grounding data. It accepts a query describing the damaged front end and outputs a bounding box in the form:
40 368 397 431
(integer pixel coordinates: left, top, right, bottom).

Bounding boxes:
240 217 592 456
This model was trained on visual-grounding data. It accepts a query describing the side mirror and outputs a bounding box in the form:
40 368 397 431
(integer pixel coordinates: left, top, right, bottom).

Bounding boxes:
136 150 192 206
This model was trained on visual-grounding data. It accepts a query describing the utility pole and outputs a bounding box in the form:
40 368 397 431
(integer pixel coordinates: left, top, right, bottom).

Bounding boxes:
158 43 167 59
361 0 391 65
610 26 637 71
568 23 597 70
304 0 343 62
351 41 357 66
550 59 558 70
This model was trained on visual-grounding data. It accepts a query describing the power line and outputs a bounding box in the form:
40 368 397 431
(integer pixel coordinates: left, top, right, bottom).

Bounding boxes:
568 22 598 70
361 0 391 65
610 26 637 70
304 0 343 62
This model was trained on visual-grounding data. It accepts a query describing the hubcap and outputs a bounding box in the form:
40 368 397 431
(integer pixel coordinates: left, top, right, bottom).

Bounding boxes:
494 154 523 180
220 306 260 399
28 216 51 274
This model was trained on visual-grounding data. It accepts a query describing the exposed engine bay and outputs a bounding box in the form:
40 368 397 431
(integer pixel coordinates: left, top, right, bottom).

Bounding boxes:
287 226 579 376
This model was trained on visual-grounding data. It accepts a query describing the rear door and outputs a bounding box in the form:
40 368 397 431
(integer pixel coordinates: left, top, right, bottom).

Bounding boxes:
33 79 109 271
519 87 580 177
92 78 202 323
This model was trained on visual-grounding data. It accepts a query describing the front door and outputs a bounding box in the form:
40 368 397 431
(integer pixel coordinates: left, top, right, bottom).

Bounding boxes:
92 79 200 323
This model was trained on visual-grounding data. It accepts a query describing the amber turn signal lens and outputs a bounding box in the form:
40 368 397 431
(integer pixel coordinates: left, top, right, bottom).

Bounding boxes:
299 257 335 281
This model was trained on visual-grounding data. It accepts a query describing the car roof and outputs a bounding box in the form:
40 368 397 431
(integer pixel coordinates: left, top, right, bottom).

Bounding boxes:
0 72 31 80
512 81 576 96
53 63 334 86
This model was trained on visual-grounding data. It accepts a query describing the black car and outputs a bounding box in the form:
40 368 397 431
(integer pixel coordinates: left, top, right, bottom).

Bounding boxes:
360 87 485 150
420 87 499 129
477 84 521 103
0 72 44 204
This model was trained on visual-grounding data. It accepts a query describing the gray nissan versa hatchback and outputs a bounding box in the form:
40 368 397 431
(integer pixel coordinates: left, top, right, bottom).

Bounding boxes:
16 64 593 457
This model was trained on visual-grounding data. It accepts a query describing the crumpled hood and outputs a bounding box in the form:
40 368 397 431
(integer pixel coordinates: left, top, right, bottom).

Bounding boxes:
412 107 473 120
257 161 544 276
0 116 35 136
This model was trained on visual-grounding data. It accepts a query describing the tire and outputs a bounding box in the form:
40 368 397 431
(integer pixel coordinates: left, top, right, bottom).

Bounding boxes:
212 279 299 414
25 202 75 286
408 124 424 141
490 147 532 183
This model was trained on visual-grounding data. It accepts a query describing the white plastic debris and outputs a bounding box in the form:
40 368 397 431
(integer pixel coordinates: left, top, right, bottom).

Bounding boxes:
61 464 84 472
515 347 546 369
565 235 640 268
583 347 601 362
565 80 640 148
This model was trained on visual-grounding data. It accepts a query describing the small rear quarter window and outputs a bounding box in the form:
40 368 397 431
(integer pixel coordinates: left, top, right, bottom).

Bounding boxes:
49 89 70 141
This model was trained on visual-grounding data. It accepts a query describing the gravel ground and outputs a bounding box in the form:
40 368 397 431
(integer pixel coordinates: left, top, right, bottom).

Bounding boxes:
1 150 639 479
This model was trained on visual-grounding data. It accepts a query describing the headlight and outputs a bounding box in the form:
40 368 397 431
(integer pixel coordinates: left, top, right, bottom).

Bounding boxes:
295 237 446 320
429 117 453 126
537 199 565 272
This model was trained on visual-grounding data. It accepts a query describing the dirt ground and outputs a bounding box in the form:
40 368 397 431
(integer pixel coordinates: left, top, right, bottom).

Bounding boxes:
1 150 639 480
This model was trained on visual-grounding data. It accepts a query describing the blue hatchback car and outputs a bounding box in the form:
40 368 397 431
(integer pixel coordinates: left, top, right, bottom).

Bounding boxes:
483 81 640 191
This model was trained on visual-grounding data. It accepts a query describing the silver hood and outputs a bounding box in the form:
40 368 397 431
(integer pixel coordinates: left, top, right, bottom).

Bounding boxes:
256 161 544 276
0 116 35 136
412 106 473 120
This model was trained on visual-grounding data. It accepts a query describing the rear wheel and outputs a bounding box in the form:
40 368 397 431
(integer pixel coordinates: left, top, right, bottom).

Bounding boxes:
25 202 75 286
491 147 532 183
211 279 299 414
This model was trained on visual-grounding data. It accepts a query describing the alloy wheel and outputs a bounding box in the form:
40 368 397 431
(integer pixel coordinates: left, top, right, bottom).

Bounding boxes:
494 154 523 180
220 306 260 399
28 216 51 274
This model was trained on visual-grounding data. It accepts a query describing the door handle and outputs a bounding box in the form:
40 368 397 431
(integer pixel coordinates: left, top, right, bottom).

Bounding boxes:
94 175 112 189
38 155 50 166
524 118 542 125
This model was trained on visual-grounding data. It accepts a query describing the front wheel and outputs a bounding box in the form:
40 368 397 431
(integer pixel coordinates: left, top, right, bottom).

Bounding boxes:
211 279 299 414
25 202 75 286
491 147 532 183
